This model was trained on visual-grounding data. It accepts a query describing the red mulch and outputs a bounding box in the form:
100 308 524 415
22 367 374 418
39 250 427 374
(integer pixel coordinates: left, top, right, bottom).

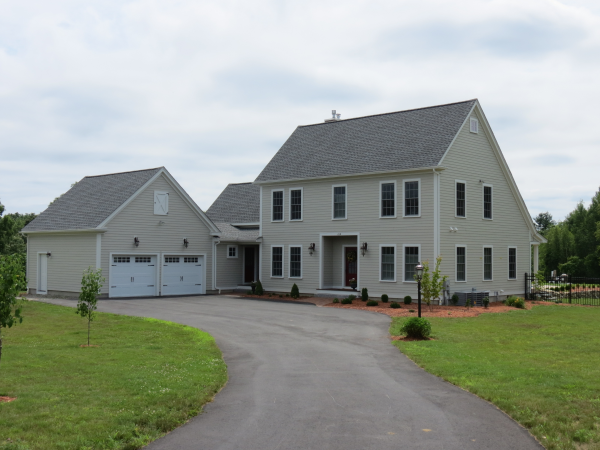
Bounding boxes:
0 396 16 403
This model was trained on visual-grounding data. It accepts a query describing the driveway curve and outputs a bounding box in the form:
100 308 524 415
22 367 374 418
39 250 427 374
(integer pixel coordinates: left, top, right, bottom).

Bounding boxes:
41 295 542 450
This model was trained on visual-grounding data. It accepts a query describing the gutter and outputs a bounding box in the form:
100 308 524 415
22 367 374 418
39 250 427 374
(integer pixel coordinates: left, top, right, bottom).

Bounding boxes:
22 228 108 235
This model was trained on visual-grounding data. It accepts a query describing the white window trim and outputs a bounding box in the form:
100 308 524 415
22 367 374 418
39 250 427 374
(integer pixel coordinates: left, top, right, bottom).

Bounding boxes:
470 117 479 134
482 183 493 220
402 178 421 218
455 180 467 219
508 246 518 281
402 244 421 283
379 180 397 219
288 245 303 279
455 244 467 283
227 245 238 259
154 190 169 216
379 244 397 282
271 245 284 278
271 189 284 222
483 245 493 282
331 184 348 220
288 187 303 222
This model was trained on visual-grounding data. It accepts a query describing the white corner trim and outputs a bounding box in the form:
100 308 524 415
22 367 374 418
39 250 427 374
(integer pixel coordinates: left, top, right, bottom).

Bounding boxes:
96 234 102 270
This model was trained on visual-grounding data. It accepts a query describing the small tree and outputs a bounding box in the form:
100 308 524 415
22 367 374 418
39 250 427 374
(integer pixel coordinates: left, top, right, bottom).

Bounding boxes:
415 256 448 311
0 254 25 367
76 267 104 347
290 283 300 299
255 280 264 296
361 287 369 302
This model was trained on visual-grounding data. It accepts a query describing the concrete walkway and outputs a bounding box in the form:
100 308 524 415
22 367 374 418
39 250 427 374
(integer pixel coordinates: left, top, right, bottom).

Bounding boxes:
37 295 543 450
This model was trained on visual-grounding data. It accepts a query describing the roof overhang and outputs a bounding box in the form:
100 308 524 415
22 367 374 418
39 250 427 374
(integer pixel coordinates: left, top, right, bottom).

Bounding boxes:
22 228 107 235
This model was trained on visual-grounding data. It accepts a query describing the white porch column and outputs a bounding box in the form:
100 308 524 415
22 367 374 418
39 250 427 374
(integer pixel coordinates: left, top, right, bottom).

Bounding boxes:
533 244 539 274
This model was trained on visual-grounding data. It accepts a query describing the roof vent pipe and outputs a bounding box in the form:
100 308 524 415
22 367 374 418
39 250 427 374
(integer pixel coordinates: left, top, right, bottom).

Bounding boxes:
324 110 341 123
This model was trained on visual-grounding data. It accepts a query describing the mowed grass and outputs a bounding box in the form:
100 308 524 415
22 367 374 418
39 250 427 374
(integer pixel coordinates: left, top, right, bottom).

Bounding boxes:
390 305 600 450
0 301 227 450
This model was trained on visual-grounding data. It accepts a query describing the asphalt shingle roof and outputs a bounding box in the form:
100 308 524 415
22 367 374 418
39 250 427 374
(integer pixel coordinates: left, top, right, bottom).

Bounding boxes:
255 100 477 182
23 168 162 232
214 222 260 242
206 183 260 224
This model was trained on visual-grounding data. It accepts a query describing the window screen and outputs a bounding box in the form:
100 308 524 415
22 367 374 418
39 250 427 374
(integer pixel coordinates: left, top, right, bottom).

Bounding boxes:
404 247 419 281
272 247 283 277
290 247 301 278
272 191 283 221
381 183 395 217
456 182 466 217
405 181 419 216
483 186 492 219
381 247 395 281
508 248 517 280
290 190 302 221
456 247 466 282
333 186 346 219
484 248 493 280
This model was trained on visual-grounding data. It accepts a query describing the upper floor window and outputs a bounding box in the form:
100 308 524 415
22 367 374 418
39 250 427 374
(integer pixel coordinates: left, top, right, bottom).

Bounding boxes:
404 245 420 282
404 180 420 217
456 246 466 282
290 189 302 221
380 182 395 218
332 185 347 219
483 247 493 281
508 247 517 280
456 181 466 218
272 190 283 222
483 185 493 219
272 246 283 277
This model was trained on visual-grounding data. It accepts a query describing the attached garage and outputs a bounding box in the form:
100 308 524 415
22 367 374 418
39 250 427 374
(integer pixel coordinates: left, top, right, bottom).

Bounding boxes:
161 255 205 296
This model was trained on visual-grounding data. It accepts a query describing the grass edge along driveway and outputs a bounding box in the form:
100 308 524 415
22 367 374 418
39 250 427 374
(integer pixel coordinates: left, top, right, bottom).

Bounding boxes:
390 304 600 450
0 301 227 450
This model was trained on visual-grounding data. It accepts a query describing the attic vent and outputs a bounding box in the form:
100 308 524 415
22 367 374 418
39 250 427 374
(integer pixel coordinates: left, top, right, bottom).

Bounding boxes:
470 117 479 134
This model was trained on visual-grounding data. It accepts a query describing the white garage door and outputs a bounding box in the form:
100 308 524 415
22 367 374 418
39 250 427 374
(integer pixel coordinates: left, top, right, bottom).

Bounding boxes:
162 255 204 296
109 255 157 298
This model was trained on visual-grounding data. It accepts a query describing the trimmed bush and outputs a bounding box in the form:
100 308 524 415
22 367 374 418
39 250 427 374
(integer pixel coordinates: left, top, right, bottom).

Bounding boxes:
347 294 357 301
390 302 401 309
255 280 264 296
465 298 472 308
513 298 526 309
483 297 490 309
333 298 340 303
290 283 300 299
366 300 378 306
399 317 432 339
381 294 389 303
505 296 517 307
450 294 459 306
361 287 369 302
409 309 415 312
341 298 353 305
403 296 412 305
247 290 252 295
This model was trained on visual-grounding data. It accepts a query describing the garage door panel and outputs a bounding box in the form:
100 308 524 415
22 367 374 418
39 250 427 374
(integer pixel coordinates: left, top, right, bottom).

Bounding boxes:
162 256 204 296
109 255 157 298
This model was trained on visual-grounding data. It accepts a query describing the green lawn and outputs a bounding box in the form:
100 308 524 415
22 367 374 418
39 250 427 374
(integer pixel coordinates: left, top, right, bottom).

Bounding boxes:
390 305 600 450
0 301 227 450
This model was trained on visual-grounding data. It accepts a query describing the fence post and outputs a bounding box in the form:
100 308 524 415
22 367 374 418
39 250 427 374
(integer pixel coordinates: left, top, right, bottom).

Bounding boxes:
568 274 572 304
525 273 529 300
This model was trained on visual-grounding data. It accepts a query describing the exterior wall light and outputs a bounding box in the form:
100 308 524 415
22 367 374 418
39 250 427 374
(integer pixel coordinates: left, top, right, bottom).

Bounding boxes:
46 252 52 257
308 243 316 255
134 237 140 247
360 242 368 256
183 238 189 248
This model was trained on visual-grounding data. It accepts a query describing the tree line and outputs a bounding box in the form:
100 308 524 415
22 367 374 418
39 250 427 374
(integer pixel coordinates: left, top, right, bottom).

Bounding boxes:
534 188 600 278
0 201 36 261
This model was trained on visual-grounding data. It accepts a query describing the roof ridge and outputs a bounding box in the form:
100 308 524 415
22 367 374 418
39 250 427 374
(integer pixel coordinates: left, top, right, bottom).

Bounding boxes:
85 167 164 179
228 182 253 186
298 99 478 128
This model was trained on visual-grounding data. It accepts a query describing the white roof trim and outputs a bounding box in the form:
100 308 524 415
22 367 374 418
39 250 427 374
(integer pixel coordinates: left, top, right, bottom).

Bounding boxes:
22 228 107 235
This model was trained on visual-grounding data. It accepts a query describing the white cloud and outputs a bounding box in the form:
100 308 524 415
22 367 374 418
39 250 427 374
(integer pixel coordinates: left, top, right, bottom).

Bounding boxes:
1 0 599 222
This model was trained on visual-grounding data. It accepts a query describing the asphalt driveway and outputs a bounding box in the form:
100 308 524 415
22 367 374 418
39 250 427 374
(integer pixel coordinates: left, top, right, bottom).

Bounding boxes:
40 295 543 450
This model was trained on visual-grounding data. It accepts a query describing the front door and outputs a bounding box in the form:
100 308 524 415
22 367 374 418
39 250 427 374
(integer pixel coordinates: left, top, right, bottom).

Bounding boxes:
344 247 358 287
244 247 255 283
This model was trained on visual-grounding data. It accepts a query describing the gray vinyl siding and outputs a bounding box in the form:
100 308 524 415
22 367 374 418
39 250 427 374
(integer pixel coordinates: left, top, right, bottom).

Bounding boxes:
215 243 243 288
27 233 97 293
440 109 530 296
100 174 214 294
260 172 435 298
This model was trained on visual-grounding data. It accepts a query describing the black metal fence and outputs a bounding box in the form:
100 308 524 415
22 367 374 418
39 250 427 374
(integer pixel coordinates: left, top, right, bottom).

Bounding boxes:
525 273 600 306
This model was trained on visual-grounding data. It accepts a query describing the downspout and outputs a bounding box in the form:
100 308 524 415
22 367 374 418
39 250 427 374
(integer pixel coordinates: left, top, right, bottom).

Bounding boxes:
212 238 221 293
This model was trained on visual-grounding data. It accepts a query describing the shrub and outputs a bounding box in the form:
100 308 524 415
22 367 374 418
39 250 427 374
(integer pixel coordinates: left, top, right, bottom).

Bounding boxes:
400 317 432 339
290 283 300 299
279 294 283 298
347 294 356 301
482 297 490 309
333 298 340 303
381 294 389 303
505 296 517 307
390 302 401 309
361 287 369 302
513 298 525 309
465 298 472 309
285 293 289 297
341 298 353 305
247 290 252 295
409 309 415 312
366 300 378 306
450 294 459 306
255 280 264 296
403 296 412 305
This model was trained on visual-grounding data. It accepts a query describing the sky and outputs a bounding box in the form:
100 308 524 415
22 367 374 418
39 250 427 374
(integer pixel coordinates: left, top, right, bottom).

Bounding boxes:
1 0 599 222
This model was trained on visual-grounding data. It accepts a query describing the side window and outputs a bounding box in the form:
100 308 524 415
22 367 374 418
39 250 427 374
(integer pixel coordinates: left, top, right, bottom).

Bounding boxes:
332 185 347 219
227 245 238 258
483 185 493 219
289 246 302 278
381 182 395 218
456 182 466 217
272 190 284 222
456 246 466 282
404 180 420 217
290 189 302 221
404 246 420 281
272 246 283 277
508 247 517 280
380 246 396 281
483 247 493 280
154 191 169 215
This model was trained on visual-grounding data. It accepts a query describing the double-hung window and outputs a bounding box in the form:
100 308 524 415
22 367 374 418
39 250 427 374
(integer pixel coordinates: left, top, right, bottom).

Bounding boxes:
483 185 492 219
483 247 493 281
333 185 347 219
227 245 238 258
380 246 396 281
290 189 302 221
272 190 284 221
456 246 466 282
508 247 517 280
404 245 420 282
289 246 302 278
271 246 283 277
380 182 395 218
404 180 420 217
456 181 466 217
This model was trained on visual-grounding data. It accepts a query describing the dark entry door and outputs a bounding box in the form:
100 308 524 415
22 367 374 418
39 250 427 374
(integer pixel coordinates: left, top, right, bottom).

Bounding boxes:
345 247 358 287
244 247 255 283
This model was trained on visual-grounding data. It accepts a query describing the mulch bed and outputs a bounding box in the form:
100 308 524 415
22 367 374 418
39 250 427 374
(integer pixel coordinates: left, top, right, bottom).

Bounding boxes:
0 396 16 403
